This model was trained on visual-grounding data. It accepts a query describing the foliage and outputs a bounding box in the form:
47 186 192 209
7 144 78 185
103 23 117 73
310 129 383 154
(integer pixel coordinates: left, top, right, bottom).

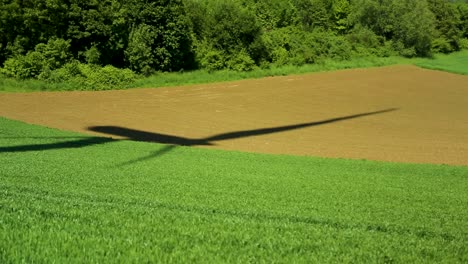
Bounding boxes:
432 37 454 53
460 38 468 49
4 51 468 93
394 0 435 57
41 62 137 90
242 0 298 30
350 0 436 57
83 46 101 65
205 2 262 58
125 0 194 72
194 38 230 73
262 27 354 66
125 24 157 75
0 55 400 92
1 38 71 79
458 3 468 38
331 0 351 34
225 50 256 72
292 0 329 30
346 26 396 57
1 51 45 79
1 0 468 78
35 38 72 70
0 0 194 73
427 0 463 53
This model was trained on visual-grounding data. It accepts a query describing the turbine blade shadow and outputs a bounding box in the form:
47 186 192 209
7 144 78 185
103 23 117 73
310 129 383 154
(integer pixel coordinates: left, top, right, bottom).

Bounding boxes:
0 137 113 153
0 136 91 139
117 145 178 167
88 126 211 146
206 108 398 142
87 108 399 166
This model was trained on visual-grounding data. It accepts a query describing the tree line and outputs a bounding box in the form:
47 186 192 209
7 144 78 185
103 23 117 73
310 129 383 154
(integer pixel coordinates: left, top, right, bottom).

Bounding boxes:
0 0 467 82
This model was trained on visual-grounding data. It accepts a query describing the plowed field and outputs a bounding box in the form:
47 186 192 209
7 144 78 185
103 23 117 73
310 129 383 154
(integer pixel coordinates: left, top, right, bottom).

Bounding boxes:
1 65 468 165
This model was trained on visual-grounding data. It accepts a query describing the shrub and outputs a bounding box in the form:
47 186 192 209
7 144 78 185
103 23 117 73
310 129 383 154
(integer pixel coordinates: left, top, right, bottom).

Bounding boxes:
191 0 264 69
270 47 290 66
35 38 72 70
432 37 454 53
86 65 137 89
375 41 399 57
392 41 417 58
1 51 45 79
41 60 83 83
226 51 256 72
328 36 353 60
40 62 138 90
351 0 435 57
393 0 435 57
84 46 101 65
0 38 72 79
460 38 468 50
262 27 356 66
125 24 155 75
199 50 226 72
347 26 382 56
206 2 262 55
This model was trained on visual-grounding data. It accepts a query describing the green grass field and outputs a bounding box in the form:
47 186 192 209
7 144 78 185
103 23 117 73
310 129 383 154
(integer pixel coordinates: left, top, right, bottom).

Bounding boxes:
415 50 468 75
1 117 467 262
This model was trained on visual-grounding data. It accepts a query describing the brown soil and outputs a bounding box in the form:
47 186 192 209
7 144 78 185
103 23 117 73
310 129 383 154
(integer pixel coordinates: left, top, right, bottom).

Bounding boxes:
1 65 468 165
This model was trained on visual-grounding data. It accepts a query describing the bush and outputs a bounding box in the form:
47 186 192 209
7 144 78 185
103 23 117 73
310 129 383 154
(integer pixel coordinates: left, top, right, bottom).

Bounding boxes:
125 24 155 75
40 62 138 90
394 0 435 57
0 39 72 79
226 51 256 72
191 0 264 70
40 60 83 83
351 0 435 57
1 51 45 79
199 49 227 72
270 47 290 66
263 27 355 66
346 26 399 57
432 37 454 53
35 38 72 70
392 41 417 58
460 38 468 50
83 65 137 90
83 46 101 65
328 36 353 60
376 41 399 57
206 2 262 55
347 26 381 56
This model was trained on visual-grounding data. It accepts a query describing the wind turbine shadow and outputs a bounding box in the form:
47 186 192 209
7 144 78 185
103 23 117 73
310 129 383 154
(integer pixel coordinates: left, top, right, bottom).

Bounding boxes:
88 108 398 165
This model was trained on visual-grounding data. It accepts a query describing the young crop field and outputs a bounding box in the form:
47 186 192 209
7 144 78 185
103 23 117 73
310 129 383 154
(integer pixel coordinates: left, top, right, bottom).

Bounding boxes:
1 117 467 262
1 57 468 262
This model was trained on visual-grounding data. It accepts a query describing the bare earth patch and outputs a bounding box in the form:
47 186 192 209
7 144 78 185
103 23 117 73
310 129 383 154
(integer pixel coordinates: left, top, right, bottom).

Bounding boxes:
1 65 468 165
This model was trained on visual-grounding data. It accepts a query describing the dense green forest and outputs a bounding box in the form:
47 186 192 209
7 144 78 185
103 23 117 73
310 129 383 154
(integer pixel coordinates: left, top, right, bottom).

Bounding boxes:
0 0 467 88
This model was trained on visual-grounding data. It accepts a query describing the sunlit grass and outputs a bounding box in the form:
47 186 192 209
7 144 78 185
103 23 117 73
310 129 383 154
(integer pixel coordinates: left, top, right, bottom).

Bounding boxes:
414 50 468 75
1 117 467 262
